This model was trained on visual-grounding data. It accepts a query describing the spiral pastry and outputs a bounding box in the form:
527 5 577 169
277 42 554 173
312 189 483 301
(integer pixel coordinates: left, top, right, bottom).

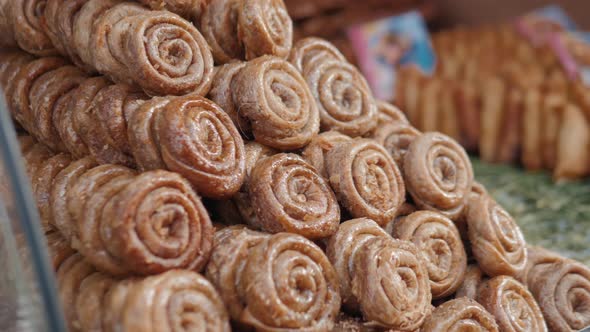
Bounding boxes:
288 37 347 73
27 152 73 229
103 270 231 332
301 131 351 179
28 65 88 151
60 77 110 158
525 248 590 332
6 57 67 134
375 100 410 126
108 9 214 96
455 264 485 300
248 153 340 239
233 56 320 150
214 142 276 227
45 229 75 270
372 122 420 172
129 95 246 199
391 211 467 299
199 0 244 64
45 0 92 70
421 298 499 332
352 237 431 330
239 233 340 331
75 169 214 275
466 193 527 278
138 0 207 20
206 226 270 320
404 132 474 220
326 218 390 310
50 157 99 240
304 58 377 136
325 138 405 226
71 0 121 68
78 83 147 167
208 61 250 135
89 2 150 84
476 276 547 332
55 253 96 331
238 0 293 60
75 272 117 332
10 0 57 56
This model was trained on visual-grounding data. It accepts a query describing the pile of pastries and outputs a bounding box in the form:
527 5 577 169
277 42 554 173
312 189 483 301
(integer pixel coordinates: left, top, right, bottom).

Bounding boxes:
0 0 589 331
396 25 590 181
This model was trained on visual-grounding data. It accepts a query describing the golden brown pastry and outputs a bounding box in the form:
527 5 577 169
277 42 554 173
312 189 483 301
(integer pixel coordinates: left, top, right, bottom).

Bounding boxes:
522 88 543 170
525 247 590 332
304 58 377 136
78 83 147 167
77 169 214 275
455 264 485 300
0 51 33 90
206 226 270 320
109 9 214 96
479 76 505 163
65 77 111 158
352 237 431 329
301 131 351 179
391 210 467 299
238 0 292 60
200 0 292 63
372 122 420 172
55 253 96 331
10 0 57 56
477 276 547 332
326 218 390 310
210 230 340 331
50 157 99 240
26 152 72 228
232 55 320 150
421 297 499 332
128 95 246 199
199 0 245 64
404 132 474 220
375 100 409 126
75 272 117 332
28 65 88 151
325 138 405 226
248 153 340 239
103 270 231 332
137 0 208 20
288 37 347 73
6 57 67 134
207 61 250 135
466 193 527 278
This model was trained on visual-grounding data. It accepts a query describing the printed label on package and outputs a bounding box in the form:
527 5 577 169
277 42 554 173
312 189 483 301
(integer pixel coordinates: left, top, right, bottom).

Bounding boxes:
514 5 577 46
347 11 435 101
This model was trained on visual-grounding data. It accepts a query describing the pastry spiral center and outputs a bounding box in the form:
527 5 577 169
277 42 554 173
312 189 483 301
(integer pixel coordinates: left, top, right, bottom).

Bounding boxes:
274 164 329 219
274 250 323 313
502 291 535 331
25 0 46 29
353 150 396 211
264 69 306 122
557 274 590 328
380 250 420 312
147 25 196 77
136 189 192 258
491 205 520 251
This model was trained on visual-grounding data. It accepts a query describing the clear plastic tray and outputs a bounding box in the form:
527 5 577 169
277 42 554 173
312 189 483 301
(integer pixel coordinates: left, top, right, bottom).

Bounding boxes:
0 95 66 332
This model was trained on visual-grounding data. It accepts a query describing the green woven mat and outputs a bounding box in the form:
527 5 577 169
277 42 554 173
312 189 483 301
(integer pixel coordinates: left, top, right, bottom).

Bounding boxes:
472 158 590 266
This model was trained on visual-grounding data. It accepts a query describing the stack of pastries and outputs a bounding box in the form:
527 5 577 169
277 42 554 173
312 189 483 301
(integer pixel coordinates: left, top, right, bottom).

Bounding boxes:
0 1 589 331
396 24 590 182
